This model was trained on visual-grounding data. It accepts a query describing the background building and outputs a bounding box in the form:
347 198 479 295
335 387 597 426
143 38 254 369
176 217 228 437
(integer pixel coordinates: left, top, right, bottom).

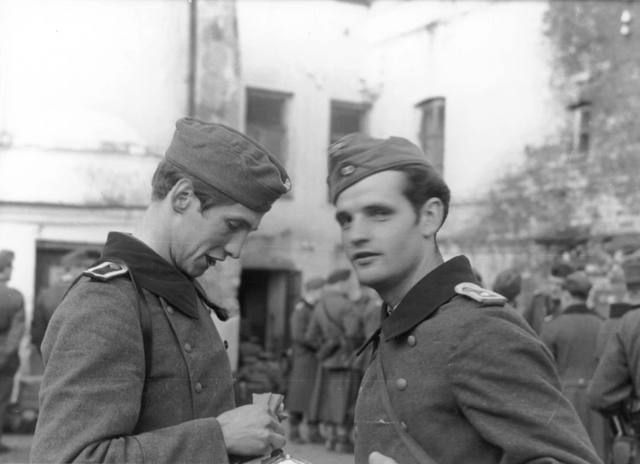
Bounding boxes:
1 0 639 376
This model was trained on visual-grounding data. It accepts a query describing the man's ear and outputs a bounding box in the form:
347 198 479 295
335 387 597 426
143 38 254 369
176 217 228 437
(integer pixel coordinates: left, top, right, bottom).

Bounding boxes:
418 197 445 238
170 179 195 214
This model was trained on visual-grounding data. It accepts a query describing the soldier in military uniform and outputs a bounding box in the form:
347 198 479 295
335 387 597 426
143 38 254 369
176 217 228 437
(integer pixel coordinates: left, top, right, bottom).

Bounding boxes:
327 133 603 464
31 248 100 354
286 276 325 444
305 268 361 453
522 260 575 335
0 250 25 453
31 118 290 463
541 271 607 460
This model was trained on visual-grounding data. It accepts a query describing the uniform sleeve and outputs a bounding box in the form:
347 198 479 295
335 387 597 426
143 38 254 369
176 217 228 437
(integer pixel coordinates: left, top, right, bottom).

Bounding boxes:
30 282 229 464
448 309 602 464
588 313 640 415
304 307 323 350
0 291 25 368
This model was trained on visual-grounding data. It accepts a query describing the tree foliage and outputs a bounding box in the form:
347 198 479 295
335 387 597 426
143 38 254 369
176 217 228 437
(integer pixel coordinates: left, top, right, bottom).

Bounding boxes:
481 1 640 242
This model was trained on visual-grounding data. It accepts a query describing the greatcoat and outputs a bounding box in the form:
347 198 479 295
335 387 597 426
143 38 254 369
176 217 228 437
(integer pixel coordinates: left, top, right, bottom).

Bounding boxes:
354 256 602 464
30 233 239 464
286 298 318 415
541 304 607 460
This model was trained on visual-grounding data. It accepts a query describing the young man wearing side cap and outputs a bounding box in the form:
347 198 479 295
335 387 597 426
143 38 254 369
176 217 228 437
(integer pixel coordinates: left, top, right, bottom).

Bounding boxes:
327 133 603 464
31 118 291 464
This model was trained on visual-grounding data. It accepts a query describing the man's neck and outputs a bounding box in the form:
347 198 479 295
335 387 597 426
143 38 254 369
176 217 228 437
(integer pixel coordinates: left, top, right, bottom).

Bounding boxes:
380 249 444 308
133 204 171 263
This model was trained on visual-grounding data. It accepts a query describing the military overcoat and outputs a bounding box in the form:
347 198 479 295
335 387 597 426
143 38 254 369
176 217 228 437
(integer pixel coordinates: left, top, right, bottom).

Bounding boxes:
286 299 318 414
354 256 603 464
31 233 237 464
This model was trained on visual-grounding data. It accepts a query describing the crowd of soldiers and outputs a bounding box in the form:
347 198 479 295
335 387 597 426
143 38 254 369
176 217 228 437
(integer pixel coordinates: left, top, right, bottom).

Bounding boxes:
286 243 640 462
287 268 380 454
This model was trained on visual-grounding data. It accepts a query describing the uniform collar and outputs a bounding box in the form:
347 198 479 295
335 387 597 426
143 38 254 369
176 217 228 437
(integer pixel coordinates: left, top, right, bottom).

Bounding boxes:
100 232 222 320
381 255 479 341
563 303 600 318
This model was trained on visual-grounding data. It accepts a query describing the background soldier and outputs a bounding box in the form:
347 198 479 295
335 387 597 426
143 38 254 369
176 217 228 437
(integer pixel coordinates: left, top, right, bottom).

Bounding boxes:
305 268 360 453
0 250 25 454
492 268 522 309
31 248 100 354
286 276 325 444
30 118 290 463
522 260 575 335
541 271 607 460
328 133 602 464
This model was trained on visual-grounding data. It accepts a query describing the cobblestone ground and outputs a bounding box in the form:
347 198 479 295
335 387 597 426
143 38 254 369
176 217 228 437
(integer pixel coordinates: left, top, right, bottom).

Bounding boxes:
0 432 355 464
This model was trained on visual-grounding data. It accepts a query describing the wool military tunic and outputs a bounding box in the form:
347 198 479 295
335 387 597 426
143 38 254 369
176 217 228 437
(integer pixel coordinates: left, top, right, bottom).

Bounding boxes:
354 256 603 464
287 298 318 414
31 233 238 464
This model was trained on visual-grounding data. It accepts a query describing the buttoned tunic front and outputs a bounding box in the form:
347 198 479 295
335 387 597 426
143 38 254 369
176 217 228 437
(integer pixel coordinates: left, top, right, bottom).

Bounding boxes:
354 256 603 464
31 233 237 464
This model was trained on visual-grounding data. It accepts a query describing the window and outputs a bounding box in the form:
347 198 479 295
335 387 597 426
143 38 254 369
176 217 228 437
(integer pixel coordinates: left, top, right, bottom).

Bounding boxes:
246 89 291 168
570 102 591 156
329 101 368 145
417 97 446 174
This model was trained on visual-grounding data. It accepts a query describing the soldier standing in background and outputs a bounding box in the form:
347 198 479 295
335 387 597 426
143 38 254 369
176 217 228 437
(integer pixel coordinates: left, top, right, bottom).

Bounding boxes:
327 132 602 464
305 269 361 453
522 260 575 335
492 268 522 309
286 277 325 444
31 249 100 354
541 271 607 461
0 250 25 453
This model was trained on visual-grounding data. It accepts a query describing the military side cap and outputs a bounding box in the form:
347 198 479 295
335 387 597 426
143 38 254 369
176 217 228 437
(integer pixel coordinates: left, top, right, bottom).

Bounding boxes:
562 271 592 298
327 133 433 204
0 250 14 269
305 277 326 291
165 117 291 212
327 268 351 284
455 282 507 307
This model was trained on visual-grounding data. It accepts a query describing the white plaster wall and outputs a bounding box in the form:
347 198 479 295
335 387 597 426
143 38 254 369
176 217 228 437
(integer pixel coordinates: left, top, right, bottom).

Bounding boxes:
361 1 563 201
0 0 189 153
237 0 373 279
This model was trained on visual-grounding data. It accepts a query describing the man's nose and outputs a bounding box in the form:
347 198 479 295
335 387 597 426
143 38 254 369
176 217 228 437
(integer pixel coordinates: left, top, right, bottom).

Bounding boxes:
224 235 245 260
347 216 369 244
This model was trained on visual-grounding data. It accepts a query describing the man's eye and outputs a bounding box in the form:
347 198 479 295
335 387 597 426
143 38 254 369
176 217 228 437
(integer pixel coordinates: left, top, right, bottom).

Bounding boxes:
371 208 391 218
226 221 240 231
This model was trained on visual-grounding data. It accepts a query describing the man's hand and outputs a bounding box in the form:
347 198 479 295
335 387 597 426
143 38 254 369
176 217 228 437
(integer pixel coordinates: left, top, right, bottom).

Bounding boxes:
369 451 399 464
217 404 286 456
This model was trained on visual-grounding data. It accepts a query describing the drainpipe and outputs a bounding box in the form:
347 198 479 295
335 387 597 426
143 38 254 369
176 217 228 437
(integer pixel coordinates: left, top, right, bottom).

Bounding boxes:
187 0 198 117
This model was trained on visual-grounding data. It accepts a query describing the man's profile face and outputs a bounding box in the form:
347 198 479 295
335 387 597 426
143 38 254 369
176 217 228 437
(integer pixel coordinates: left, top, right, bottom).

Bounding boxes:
171 196 264 278
335 170 428 293
548 275 565 300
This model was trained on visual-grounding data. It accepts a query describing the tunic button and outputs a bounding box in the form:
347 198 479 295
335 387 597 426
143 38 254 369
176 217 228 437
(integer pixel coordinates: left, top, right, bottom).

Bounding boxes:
167 306 174 315
401 421 408 432
407 335 416 347
184 343 192 353
195 383 203 393
396 378 407 391
224 340 229 350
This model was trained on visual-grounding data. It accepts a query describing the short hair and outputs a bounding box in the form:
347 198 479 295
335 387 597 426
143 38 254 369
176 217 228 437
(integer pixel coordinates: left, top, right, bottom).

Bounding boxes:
393 165 451 227
151 159 238 212
550 261 575 279
493 269 522 302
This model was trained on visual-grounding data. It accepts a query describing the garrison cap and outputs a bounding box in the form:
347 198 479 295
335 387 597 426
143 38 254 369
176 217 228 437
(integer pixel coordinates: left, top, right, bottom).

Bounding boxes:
562 271 592 299
327 133 433 204
0 250 14 269
327 268 352 284
305 277 326 292
165 117 291 212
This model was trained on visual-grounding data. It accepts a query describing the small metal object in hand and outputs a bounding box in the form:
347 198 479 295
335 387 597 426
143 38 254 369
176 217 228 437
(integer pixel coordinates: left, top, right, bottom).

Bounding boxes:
244 449 314 464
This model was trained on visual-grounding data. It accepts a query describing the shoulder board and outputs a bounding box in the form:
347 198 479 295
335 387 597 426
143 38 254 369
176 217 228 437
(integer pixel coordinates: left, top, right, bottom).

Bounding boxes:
454 282 507 307
82 261 129 282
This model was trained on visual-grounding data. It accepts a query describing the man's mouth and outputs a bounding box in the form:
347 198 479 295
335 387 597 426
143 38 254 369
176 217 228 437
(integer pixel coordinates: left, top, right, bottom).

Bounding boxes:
351 251 380 265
